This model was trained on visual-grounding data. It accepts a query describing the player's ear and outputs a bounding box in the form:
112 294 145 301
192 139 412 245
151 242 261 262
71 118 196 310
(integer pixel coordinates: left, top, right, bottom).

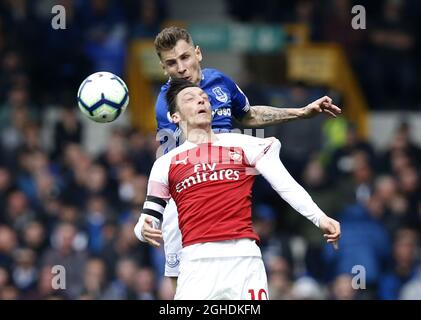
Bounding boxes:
171 112 181 124
195 46 203 63
160 61 168 76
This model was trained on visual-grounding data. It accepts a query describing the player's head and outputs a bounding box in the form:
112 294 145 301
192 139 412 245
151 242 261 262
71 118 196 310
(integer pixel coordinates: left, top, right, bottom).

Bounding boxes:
166 78 212 130
155 26 203 85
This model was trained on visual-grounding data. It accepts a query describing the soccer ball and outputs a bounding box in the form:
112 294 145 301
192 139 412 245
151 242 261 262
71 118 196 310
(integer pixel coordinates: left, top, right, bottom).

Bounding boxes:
77 71 129 123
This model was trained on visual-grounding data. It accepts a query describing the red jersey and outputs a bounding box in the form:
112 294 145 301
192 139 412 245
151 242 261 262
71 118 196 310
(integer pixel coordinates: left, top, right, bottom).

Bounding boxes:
148 133 275 247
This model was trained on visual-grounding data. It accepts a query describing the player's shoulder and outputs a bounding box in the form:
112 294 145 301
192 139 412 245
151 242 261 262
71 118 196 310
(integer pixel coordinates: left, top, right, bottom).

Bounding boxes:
203 68 230 82
155 80 170 110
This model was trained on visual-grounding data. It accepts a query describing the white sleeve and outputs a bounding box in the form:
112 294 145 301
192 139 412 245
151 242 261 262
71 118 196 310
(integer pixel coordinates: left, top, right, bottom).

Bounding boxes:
147 156 171 200
253 138 326 227
134 157 170 242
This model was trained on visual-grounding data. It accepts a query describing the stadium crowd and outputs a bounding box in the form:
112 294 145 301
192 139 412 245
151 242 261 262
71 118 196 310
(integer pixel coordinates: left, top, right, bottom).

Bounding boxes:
0 0 420 300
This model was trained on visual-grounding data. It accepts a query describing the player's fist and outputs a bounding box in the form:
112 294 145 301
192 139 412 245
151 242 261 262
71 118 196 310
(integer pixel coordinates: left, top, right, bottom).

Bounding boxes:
141 216 163 248
134 214 162 247
319 215 341 250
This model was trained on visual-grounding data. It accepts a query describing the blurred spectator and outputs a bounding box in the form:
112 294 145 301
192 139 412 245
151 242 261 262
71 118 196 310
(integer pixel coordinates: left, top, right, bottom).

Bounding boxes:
38 0 91 103
79 257 107 299
21 221 48 256
100 221 150 277
323 198 391 297
0 167 14 209
82 163 119 210
267 269 293 300
11 248 38 292
328 123 375 179
381 121 421 174
157 276 175 300
299 154 343 279
253 204 294 272
397 166 421 231
0 266 11 291
266 254 294 300
378 228 419 300
84 195 112 253
130 0 164 39
24 265 68 300
0 284 19 300
290 276 326 299
329 274 357 300
321 0 365 62
300 155 341 233
272 84 325 177
60 143 92 206
128 130 155 175
116 162 137 210
52 106 83 161
42 222 88 299
0 225 18 270
102 256 138 299
335 151 375 209
134 267 156 300
80 0 128 75
3 190 36 234
399 266 421 300
373 175 409 234
0 50 27 101
364 0 417 109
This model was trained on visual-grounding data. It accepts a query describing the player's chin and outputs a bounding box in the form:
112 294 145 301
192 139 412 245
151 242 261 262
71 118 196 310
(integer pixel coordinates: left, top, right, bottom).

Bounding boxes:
196 116 211 125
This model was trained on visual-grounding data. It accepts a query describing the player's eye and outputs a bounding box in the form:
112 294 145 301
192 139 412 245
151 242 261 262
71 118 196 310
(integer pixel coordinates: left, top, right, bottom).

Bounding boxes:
183 95 194 102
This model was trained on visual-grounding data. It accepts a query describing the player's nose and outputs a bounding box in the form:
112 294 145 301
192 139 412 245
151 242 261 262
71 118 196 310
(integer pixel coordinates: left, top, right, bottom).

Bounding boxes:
197 96 205 104
177 62 186 74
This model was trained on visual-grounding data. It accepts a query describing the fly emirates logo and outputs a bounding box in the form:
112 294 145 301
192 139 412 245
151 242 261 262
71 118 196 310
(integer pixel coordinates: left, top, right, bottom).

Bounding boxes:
175 163 240 193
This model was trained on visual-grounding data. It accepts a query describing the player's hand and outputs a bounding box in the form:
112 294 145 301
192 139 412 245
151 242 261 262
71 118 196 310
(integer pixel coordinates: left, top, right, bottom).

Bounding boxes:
302 96 341 118
319 215 341 250
142 216 163 248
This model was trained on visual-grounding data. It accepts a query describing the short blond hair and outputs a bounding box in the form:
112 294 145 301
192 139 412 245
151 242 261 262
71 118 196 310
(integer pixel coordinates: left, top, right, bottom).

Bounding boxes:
154 26 193 58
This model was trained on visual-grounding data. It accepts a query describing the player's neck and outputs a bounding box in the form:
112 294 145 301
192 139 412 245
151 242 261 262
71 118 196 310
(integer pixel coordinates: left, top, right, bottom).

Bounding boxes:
193 70 203 85
185 127 217 144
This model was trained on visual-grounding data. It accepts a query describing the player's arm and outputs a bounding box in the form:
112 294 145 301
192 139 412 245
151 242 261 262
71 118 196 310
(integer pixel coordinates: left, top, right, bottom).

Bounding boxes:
134 195 167 247
251 138 341 248
238 96 341 128
134 158 170 247
223 73 341 128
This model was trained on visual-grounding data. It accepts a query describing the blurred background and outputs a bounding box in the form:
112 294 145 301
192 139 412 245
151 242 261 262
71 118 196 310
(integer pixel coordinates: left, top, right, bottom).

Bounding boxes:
0 0 421 300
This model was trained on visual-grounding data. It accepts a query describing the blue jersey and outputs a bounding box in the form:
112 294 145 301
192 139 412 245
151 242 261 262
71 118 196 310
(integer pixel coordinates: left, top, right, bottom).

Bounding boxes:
155 68 250 152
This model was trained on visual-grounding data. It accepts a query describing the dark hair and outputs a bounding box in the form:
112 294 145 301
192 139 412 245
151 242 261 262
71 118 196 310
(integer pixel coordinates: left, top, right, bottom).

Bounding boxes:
154 27 193 59
166 78 198 115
